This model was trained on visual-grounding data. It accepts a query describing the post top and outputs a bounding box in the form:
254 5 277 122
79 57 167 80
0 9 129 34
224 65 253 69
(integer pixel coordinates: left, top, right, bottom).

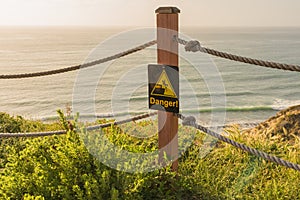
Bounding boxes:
155 7 180 14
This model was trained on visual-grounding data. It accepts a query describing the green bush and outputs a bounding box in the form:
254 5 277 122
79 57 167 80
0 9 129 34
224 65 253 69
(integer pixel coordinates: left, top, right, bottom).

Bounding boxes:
0 112 61 168
0 111 299 199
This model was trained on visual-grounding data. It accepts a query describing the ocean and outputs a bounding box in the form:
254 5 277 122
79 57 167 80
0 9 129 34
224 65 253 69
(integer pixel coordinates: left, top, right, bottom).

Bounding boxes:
0 26 299 126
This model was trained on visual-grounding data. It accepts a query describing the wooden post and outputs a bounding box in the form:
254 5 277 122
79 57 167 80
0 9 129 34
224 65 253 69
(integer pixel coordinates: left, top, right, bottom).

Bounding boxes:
156 7 180 171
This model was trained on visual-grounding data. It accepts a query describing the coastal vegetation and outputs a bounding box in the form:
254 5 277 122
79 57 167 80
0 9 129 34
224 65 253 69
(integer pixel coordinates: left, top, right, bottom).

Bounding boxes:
0 107 299 199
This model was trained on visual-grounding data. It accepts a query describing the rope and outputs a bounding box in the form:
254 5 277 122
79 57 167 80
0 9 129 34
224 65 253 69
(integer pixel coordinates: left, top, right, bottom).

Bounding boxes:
0 112 156 138
85 112 157 131
177 114 300 172
0 40 157 79
176 37 300 73
0 130 67 138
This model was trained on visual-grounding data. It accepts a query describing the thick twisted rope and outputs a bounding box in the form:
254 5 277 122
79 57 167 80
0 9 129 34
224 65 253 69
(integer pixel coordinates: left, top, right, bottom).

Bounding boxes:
0 130 67 138
85 112 157 131
0 40 156 79
177 114 300 172
0 112 156 138
176 37 300 72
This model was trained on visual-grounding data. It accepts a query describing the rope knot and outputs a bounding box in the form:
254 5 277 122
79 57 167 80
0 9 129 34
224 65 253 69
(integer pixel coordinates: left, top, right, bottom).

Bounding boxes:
185 40 201 52
182 116 196 126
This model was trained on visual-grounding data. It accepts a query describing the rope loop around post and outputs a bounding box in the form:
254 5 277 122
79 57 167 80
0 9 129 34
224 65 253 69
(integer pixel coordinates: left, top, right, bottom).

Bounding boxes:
181 115 196 126
184 40 201 52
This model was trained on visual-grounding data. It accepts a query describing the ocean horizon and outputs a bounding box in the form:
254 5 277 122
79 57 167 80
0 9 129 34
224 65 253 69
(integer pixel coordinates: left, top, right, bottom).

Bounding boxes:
0 26 299 126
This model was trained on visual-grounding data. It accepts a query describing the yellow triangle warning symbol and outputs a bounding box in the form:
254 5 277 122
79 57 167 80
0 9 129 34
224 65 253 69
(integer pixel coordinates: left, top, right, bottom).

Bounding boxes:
151 70 177 98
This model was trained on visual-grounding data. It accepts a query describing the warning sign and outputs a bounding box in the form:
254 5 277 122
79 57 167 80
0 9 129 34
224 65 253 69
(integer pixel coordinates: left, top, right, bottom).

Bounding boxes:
148 64 179 113
151 70 177 98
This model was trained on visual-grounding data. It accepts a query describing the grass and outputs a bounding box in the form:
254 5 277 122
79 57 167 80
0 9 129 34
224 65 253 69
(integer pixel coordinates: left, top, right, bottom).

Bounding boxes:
0 108 299 199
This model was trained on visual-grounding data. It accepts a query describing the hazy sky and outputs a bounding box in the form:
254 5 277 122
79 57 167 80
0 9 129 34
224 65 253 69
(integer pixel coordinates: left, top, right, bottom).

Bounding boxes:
1 0 300 27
